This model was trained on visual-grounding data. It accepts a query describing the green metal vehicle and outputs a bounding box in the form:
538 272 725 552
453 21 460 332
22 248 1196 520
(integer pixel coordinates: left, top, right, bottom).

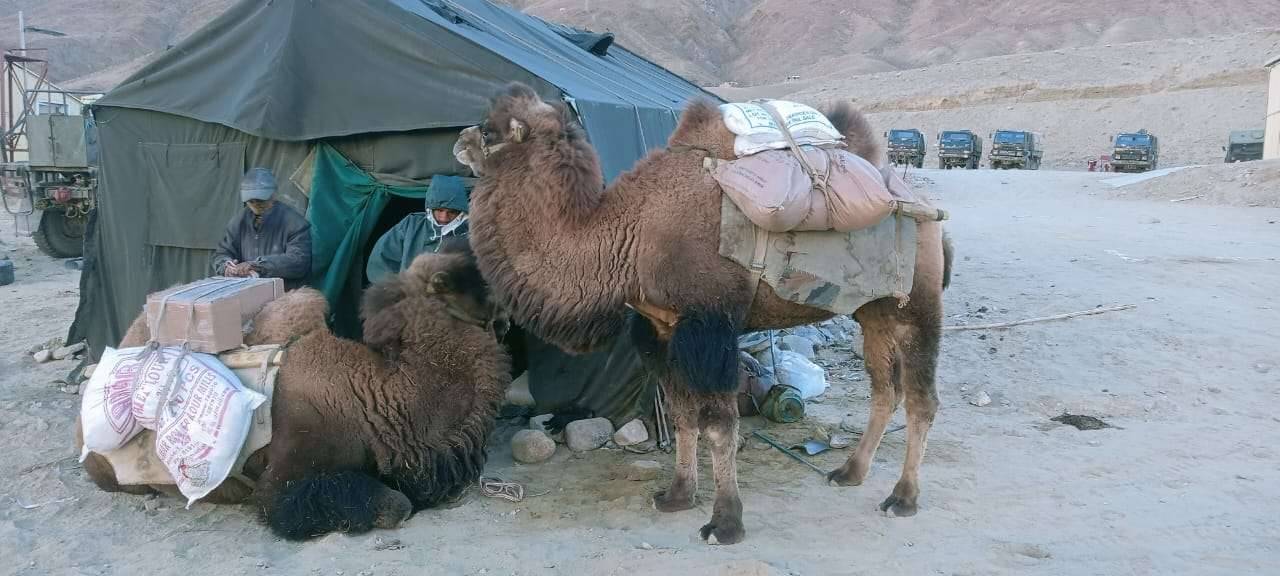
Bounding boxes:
0 113 98 258
937 130 982 170
1109 130 1159 173
1223 129 1264 163
988 130 1043 170
886 128 925 168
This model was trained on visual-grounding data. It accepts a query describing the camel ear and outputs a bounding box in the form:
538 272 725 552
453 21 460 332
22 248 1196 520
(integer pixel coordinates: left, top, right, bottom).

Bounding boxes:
427 270 452 294
509 117 527 143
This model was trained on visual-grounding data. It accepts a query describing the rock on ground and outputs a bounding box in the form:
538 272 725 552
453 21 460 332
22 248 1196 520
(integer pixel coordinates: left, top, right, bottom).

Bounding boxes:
510 429 556 464
51 342 85 360
565 417 614 452
625 460 663 481
612 419 649 447
779 335 817 359
504 373 535 406
786 325 828 347
527 414 563 443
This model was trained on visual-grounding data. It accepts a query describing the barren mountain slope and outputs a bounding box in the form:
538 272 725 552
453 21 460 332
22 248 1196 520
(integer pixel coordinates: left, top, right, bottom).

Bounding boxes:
3 0 1279 89
0 0 235 85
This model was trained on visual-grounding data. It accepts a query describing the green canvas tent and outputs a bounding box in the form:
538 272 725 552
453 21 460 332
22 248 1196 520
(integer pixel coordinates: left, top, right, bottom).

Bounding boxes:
68 0 722 424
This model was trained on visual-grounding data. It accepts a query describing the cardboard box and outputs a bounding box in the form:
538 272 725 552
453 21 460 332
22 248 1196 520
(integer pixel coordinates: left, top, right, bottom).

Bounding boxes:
145 277 284 353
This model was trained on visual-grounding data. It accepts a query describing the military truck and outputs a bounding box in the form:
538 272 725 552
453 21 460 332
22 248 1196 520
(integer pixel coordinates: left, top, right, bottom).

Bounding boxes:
0 113 98 258
988 130 1043 170
1109 130 1159 173
885 128 926 168
937 130 982 169
1223 129 1265 163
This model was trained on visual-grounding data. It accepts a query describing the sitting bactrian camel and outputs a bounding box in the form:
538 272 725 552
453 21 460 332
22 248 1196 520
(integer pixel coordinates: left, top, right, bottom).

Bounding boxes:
455 83 953 544
76 243 511 540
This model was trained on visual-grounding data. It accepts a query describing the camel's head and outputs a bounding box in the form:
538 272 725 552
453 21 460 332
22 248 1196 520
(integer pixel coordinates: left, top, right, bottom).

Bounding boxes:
361 238 508 353
454 82 577 176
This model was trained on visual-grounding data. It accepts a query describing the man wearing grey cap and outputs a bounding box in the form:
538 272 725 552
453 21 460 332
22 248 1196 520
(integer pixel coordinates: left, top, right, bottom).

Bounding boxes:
211 167 312 289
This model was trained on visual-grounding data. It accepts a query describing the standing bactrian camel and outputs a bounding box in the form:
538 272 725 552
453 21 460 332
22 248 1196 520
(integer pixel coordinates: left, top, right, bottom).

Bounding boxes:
456 83 952 545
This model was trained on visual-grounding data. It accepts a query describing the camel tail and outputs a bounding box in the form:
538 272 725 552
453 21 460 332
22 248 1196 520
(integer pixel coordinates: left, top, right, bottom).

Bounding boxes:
265 471 411 541
668 309 740 394
942 230 955 291
825 101 882 164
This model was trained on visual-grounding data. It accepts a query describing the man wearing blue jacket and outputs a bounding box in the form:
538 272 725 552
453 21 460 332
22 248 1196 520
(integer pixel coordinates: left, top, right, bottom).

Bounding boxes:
365 174 470 284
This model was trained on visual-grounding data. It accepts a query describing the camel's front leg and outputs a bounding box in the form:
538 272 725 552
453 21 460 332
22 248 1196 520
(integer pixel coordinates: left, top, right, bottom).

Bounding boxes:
698 392 745 545
653 379 698 512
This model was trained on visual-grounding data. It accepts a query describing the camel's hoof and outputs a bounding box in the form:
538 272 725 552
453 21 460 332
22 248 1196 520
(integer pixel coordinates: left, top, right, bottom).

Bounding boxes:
652 490 696 513
373 489 414 529
826 467 864 487
878 494 918 518
699 519 746 545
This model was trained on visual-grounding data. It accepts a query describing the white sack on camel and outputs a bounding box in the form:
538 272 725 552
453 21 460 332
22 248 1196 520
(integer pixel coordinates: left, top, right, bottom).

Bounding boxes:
720 101 844 157
80 345 267 506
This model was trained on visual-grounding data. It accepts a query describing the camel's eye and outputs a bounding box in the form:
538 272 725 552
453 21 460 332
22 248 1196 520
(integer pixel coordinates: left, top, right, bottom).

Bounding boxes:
480 127 493 143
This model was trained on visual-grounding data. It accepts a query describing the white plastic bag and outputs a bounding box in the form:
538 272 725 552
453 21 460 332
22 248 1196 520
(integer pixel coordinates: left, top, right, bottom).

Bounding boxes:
79 346 148 459
774 350 828 399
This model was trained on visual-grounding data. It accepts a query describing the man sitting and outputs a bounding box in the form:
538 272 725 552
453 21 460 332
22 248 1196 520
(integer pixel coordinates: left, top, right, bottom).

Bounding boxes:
211 167 312 289
366 174 470 284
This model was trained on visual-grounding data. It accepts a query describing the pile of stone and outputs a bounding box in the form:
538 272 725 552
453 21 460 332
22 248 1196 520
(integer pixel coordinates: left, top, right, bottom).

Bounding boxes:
29 340 85 364
510 415 653 465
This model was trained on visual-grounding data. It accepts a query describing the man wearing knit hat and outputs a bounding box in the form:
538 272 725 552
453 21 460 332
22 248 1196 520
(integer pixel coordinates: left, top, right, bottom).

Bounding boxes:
365 174 469 284
212 167 312 289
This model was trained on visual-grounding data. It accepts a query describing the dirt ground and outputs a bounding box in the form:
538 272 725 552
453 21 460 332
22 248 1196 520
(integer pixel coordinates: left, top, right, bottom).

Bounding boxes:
2 168 1278 575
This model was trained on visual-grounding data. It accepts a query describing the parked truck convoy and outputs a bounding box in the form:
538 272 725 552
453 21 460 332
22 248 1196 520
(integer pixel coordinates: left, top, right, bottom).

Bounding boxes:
0 113 98 258
1109 130 1159 173
1223 129 1265 163
988 130 1043 170
886 129 926 168
937 130 982 169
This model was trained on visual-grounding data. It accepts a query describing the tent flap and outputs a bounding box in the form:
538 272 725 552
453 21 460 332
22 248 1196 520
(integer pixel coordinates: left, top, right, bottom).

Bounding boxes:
308 143 429 338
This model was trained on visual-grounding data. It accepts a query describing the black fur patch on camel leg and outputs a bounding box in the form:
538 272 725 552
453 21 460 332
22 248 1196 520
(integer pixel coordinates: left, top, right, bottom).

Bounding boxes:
668 309 739 394
267 471 412 541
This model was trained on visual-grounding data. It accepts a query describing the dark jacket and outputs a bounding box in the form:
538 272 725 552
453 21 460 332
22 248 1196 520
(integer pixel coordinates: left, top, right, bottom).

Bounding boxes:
211 203 312 289
365 214 469 284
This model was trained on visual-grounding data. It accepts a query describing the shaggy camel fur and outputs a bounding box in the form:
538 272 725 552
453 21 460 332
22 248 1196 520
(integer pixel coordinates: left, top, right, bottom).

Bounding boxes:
76 247 511 540
456 83 952 545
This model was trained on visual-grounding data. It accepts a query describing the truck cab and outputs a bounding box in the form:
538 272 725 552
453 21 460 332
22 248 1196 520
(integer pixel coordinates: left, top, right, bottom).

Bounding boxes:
989 130 1043 170
886 128 926 168
1223 129 1264 163
1109 130 1159 173
937 130 982 170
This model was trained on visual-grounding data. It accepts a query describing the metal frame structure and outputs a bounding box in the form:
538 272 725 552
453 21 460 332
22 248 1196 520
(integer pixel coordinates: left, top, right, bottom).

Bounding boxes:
0 49 95 163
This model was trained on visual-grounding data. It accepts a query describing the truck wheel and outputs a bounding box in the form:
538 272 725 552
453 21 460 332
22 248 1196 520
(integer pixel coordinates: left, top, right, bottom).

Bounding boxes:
34 209 85 259
915 159 923 169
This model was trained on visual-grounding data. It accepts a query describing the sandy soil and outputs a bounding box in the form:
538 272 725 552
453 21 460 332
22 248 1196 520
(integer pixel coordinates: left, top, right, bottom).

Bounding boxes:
1103 159 1280 208
3 169 1278 575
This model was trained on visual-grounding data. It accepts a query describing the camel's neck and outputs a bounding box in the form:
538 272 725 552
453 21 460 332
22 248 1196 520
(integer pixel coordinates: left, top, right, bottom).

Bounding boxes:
469 134 637 353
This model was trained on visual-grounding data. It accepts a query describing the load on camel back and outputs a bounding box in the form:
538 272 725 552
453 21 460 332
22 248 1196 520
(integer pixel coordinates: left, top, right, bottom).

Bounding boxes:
454 83 952 545
76 241 515 540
